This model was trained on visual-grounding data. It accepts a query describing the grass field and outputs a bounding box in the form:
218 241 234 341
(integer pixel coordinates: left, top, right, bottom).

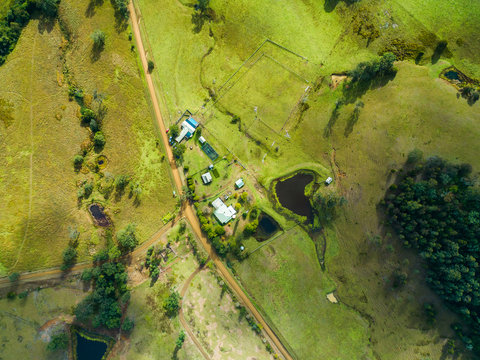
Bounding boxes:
235 226 372 359
0 286 85 359
0 0 175 272
183 269 273 359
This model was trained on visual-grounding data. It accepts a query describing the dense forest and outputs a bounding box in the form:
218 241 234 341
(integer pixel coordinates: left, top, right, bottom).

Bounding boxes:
384 153 480 352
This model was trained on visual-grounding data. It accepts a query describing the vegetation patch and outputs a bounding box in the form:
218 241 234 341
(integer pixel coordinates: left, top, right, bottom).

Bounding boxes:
383 154 480 352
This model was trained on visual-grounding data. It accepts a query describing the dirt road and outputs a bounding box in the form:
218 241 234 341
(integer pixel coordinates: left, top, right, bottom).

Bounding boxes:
128 3 293 359
0 219 178 291
179 267 211 360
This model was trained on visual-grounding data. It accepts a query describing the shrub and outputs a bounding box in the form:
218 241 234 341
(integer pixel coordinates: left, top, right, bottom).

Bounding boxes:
61 245 77 271
147 60 155 73
73 155 84 168
163 291 181 317
47 333 68 352
91 30 106 49
121 317 134 332
117 224 138 252
243 220 258 236
93 131 106 148
8 272 20 282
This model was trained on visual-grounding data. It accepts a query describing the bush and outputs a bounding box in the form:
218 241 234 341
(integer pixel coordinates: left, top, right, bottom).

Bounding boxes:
163 291 181 317
81 268 93 282
47 333 68 352
147 60 155 73
91 29 106 49
80 107 96 125
8 272 20 282
73 155 84 168
61 245 77 271
117 224 138 252
93 131 106 148
121 317 134 332
89 119 99 133
243 220 258 236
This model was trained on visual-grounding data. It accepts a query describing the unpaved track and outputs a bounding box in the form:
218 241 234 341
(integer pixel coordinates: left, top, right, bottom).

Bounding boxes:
0 219 179 290
128 3 292 359
179 267 211 360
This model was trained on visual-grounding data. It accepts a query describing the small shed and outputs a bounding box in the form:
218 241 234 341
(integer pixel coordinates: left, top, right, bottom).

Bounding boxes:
235 178 244 189
325 177 333 185
199 136 206 144
201 172 213 184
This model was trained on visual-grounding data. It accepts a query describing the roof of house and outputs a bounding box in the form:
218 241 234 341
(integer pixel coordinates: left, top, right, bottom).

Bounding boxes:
214 204 237 224
212 197 224 210
235 178 245 188
186 117 199 128
201 172 212 184
175 127 189 143
181 120 196 135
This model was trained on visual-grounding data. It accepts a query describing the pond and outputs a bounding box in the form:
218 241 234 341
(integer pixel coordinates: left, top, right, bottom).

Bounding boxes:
444 70 460 81
275 173 314 223
255 212 280 242
76 332 107 360
88 204 111 227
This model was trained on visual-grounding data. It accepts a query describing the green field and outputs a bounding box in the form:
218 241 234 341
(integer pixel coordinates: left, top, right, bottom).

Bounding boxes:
135 0 480 358
0 0 175 272
0 287 85 359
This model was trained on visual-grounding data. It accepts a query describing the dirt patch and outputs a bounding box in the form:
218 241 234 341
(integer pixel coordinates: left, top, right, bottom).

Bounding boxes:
326 292 338 304
331 74 347 90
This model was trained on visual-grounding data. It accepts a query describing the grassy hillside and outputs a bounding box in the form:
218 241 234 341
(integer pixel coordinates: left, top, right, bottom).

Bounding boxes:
0 0 175 272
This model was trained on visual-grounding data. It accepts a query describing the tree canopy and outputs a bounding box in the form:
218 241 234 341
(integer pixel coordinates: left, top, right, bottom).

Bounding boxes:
384 155 480 351
117 223 138 252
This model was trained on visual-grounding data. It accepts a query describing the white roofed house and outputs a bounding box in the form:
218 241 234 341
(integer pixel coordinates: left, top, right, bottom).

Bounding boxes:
175 117 199 143
212 197 237 225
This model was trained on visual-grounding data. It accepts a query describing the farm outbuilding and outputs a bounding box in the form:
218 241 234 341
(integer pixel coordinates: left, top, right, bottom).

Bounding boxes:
201 172 213 184
235 178 244 189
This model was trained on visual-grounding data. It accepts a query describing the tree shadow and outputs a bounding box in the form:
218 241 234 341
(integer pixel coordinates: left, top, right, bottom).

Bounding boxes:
324 0 340 12
342 71 397 105
344 101 364 137
85 0 104 18
90 43 104 62
191 12 206 33
323 101 342 138
37 15 55 34
431 41 448 64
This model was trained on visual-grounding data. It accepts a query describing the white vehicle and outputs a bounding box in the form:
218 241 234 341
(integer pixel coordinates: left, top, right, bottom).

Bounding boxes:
325 177 333 185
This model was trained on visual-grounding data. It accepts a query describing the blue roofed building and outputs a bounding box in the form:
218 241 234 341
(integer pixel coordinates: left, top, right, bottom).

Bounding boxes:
175 117 199 143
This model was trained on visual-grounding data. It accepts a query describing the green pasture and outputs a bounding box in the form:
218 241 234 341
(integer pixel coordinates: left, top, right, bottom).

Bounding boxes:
0 0 175 272
234 226 371 359
0 287 85 360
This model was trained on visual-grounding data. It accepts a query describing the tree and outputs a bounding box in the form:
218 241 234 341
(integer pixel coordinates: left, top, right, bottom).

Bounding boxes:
84 183 93 198
197 0 210 12
93 131 106 148
37 0 60 18
61 245 77 271
73 155 84 168
163 291 181 317
147 60 155 73
90 30 105 50
89 119 99 132
173 144 186 162
117 224 138 252
47 333 68 351
121 317 134 332
80 107 96 125
407 148 423 165
8 272 20 282
243 220 258 236
170 124 180 138
175 330 186 348
112 0 129 19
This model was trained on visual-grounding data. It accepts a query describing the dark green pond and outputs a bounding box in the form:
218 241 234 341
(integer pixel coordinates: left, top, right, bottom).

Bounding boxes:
444 70 460 81
76 333 107 360
275 173 314 223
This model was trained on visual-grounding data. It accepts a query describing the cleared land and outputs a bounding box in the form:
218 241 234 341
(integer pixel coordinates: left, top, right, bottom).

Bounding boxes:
0 0 175 273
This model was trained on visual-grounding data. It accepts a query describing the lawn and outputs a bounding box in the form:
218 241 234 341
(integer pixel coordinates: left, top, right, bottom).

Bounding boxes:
0 0 175 272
